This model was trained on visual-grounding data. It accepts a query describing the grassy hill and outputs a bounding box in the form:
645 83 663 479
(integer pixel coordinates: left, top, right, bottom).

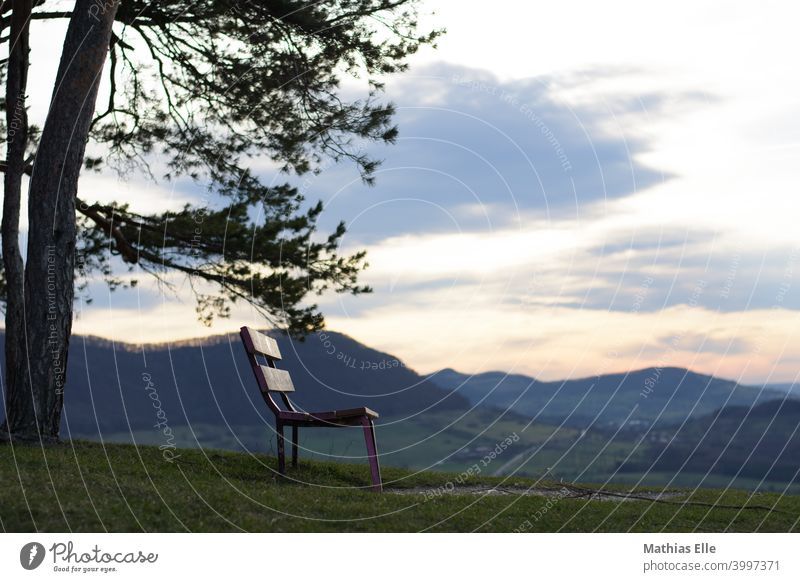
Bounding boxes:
1 441 798 532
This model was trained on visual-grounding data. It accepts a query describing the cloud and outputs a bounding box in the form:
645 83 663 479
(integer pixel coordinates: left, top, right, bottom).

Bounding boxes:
300 62 680 244
323 300 800 384
651 332 753 356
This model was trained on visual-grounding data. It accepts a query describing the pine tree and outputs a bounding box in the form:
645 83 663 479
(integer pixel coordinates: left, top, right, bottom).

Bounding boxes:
0 0 440 440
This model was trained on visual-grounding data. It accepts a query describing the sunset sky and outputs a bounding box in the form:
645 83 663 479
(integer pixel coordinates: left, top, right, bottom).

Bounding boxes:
24 1 800 384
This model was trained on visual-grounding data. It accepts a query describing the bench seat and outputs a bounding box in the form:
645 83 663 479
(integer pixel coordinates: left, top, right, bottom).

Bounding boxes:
278 407 379 423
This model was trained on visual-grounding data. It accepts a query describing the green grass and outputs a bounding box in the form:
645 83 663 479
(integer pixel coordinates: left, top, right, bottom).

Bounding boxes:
2 441 798 532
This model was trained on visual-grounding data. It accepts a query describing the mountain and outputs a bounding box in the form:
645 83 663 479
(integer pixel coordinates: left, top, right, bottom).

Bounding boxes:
620 399 800 484
429 367 793 429
763 382 800 396
0 330 468 437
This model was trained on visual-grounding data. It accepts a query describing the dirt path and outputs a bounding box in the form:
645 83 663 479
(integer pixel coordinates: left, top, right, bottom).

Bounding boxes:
388 485 683 502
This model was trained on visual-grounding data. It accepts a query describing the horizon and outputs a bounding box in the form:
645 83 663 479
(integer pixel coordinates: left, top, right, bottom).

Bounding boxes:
0 325 792 388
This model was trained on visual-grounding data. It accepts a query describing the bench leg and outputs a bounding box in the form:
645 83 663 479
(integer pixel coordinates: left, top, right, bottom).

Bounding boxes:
276 422 286 474
291 425 299 467
361 417 382 492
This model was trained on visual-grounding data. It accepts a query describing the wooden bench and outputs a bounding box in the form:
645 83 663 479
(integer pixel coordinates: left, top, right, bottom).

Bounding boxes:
240 326 382 492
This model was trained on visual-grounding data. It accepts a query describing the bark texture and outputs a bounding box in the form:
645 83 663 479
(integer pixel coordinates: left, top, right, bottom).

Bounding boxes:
4 0 119 440
1 0 33 438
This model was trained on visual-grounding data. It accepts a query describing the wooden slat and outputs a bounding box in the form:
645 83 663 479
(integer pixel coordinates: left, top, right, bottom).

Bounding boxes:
259 365 295 392
322 407 379 419
240 326 282 360
277 407 379 424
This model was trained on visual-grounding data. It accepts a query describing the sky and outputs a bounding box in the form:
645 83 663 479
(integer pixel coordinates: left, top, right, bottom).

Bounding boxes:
16 1 800 384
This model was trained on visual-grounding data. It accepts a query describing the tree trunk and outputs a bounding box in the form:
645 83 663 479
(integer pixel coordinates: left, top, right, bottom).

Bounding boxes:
4 0 120 441
1 0 33 438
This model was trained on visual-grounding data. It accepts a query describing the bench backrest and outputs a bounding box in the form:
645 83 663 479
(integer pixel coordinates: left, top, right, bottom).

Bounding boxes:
240 327 296 414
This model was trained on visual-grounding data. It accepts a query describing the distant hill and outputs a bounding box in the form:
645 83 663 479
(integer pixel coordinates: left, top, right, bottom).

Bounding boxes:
429 367 793 428
620 399 800 484
763 382 800 396
0 330 468 437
